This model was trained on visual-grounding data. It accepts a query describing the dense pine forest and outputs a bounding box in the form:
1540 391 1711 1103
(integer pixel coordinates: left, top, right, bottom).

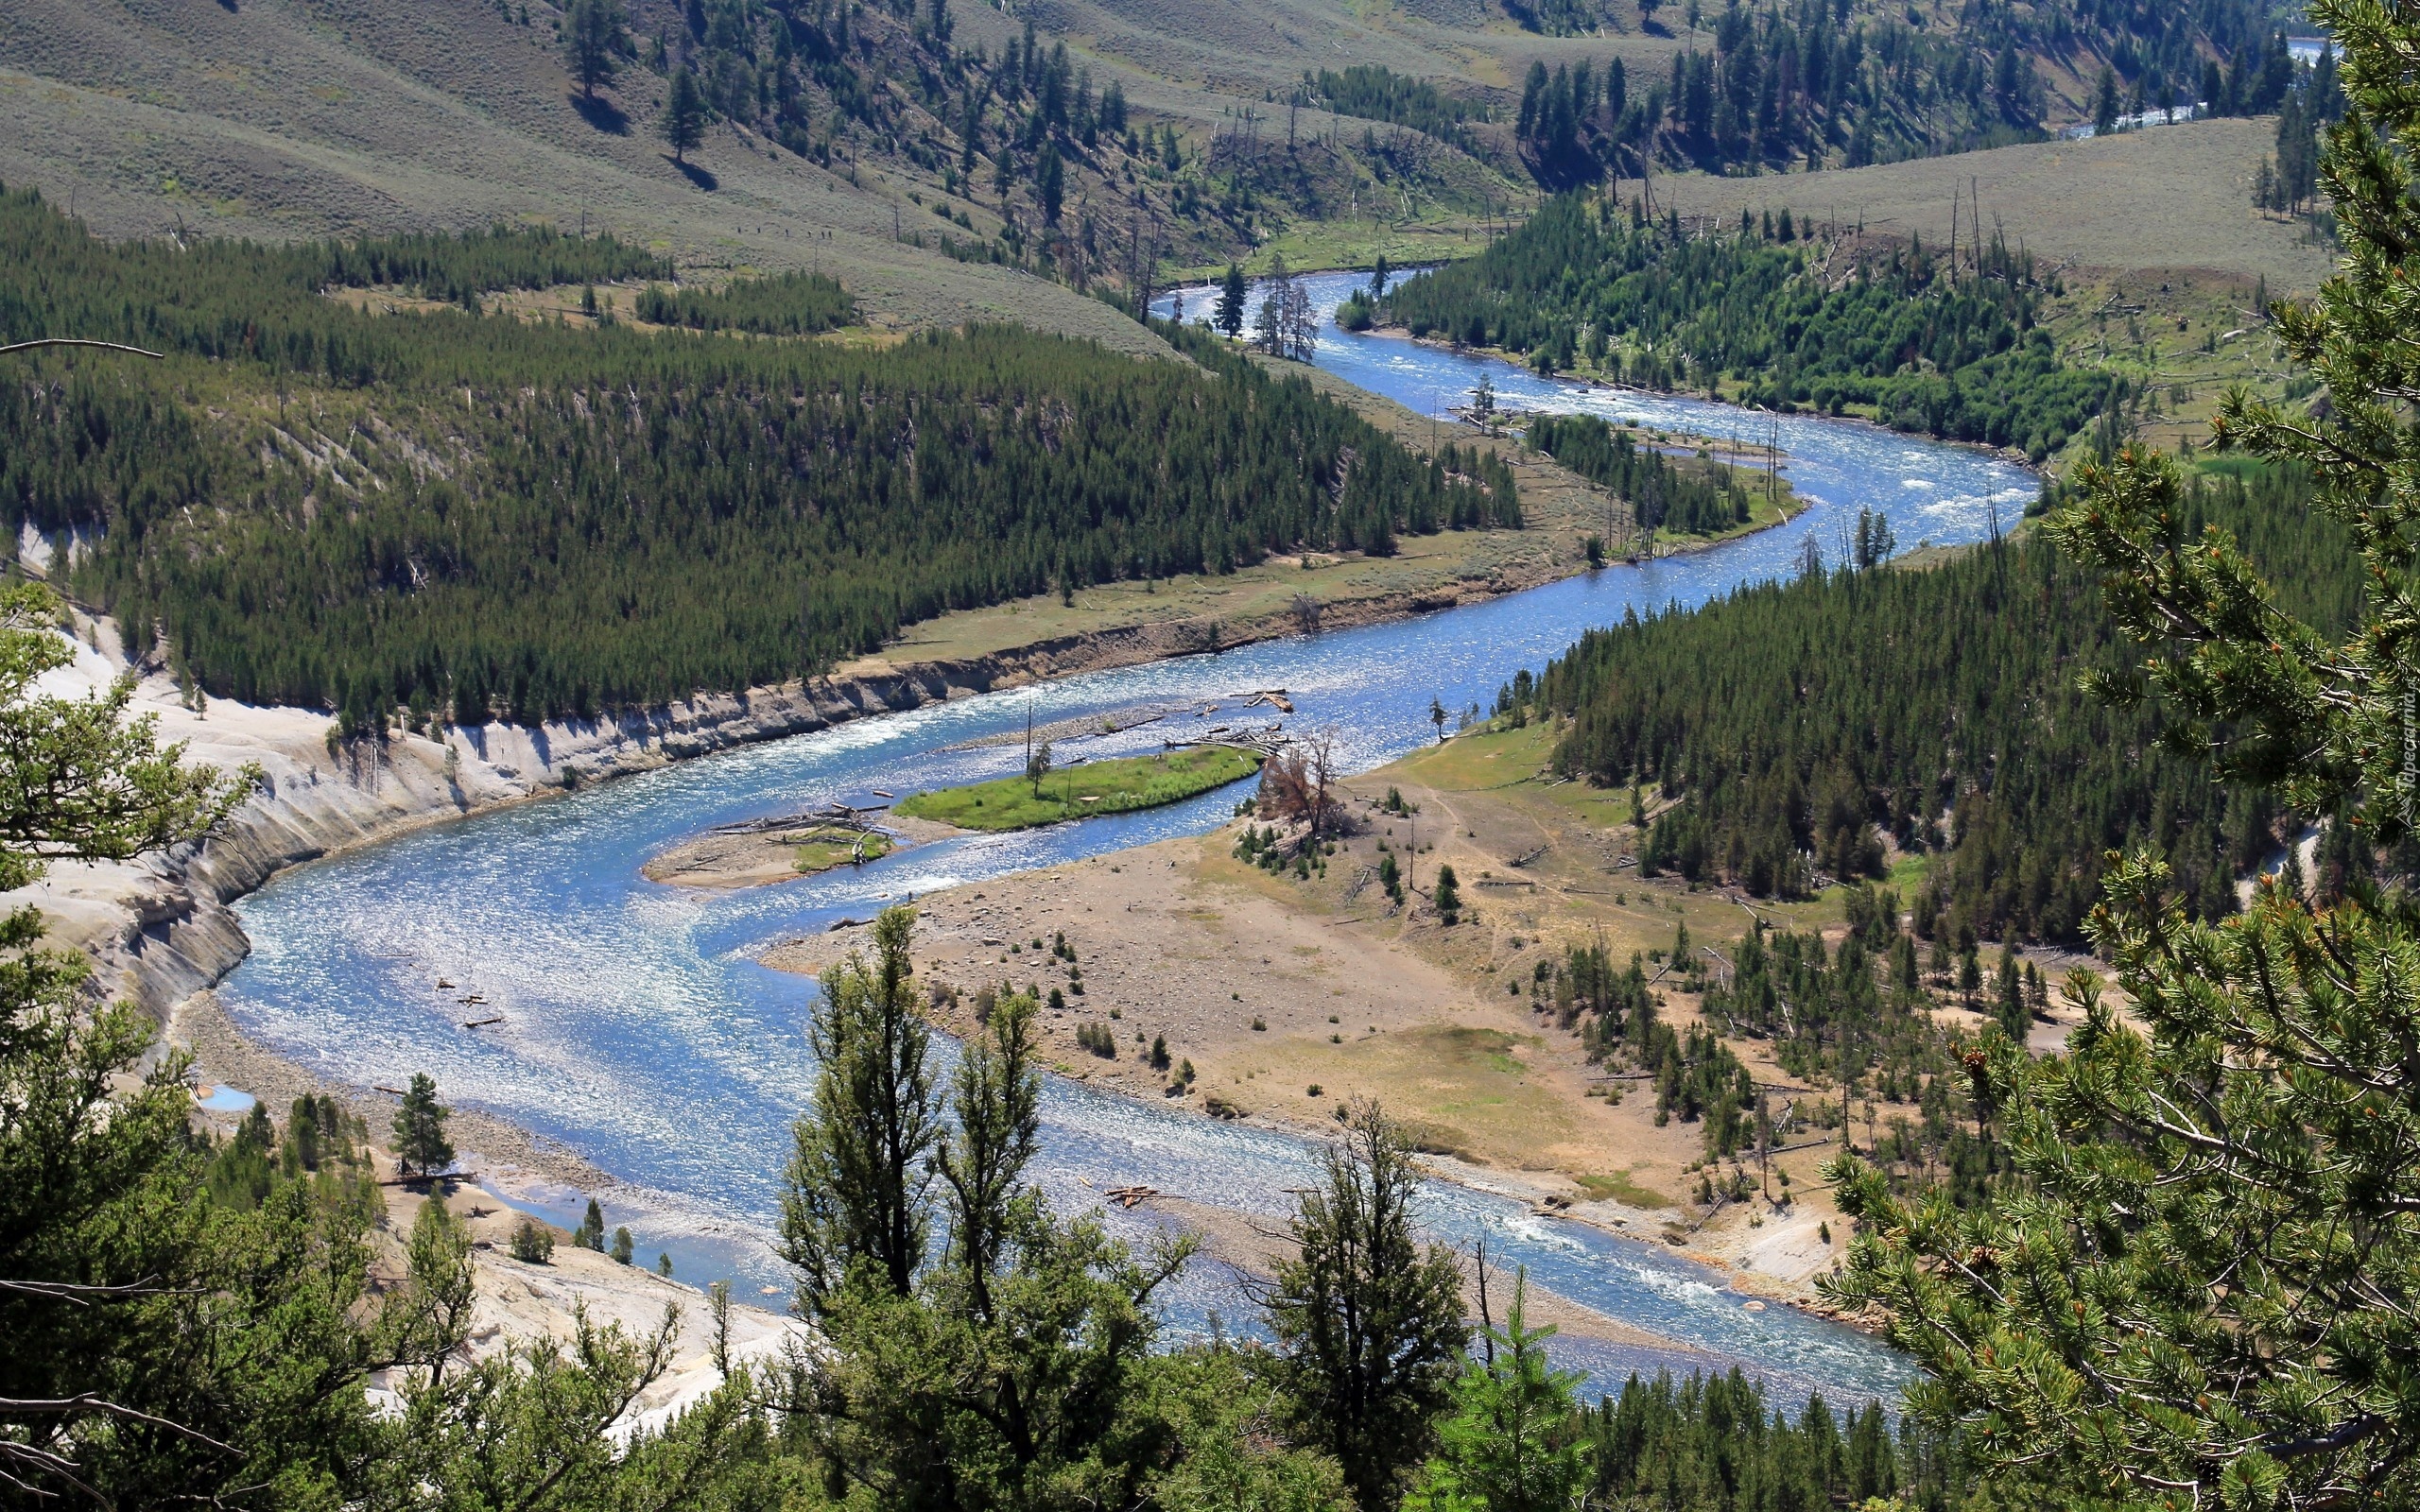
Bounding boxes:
1514 460 2359 942
631 268 854 333
1310 66 1491 154
1387 193 2118 458
1586 1367 1975 1510
0 189 1510 729
1526 414 1753 535
1497 0 2299 180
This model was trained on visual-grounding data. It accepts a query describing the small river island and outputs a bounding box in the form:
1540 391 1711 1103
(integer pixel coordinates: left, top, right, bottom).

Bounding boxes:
895 745 1263 831
643 819 912 890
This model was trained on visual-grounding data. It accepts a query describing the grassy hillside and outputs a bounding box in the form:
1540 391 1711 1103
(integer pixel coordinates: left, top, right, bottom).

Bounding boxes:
1 0 1150 344
0 0 2314 323
1648 114 2333 294
0 0 1532 311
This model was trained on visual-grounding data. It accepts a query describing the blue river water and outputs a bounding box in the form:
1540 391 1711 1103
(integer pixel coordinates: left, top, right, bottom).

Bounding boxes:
220 268 2031 1408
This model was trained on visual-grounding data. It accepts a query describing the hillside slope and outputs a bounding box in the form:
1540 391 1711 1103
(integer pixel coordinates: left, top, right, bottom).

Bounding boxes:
2 0 2317 307
1648 116 2332 293
2 0 1548 303
0 0 1176 346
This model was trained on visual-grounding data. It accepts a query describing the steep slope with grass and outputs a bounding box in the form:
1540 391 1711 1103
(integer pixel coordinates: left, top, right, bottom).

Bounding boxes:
0 0 1183 350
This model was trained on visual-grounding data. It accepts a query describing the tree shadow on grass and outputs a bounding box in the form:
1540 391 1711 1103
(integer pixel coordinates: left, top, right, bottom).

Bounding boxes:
668 157 718 191
570 93 630 136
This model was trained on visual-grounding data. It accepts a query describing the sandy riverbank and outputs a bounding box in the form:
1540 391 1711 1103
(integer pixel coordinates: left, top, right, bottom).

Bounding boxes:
175 992 797 1432
1149 1190 1706 1359
758 769 1860 1313
382 1178 803 1439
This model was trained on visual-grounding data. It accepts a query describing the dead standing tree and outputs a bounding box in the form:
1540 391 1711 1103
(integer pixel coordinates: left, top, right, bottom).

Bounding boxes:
1257 727 1344 841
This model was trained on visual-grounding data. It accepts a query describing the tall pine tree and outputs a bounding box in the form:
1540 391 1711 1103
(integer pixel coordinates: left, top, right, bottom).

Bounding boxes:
661 65 704 164
1267 1100 1470 1512
778 905 939 1314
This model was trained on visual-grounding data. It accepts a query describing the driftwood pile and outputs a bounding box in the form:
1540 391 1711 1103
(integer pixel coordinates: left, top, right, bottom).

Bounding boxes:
711 803 884 836
1164 723 1289 756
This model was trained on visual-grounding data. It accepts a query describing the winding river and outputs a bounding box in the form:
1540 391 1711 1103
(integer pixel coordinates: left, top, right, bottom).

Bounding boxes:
220 269 2031 1406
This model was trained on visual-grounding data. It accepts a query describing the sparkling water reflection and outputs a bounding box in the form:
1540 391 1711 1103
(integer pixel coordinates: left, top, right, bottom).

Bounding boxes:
224 280 2029 1406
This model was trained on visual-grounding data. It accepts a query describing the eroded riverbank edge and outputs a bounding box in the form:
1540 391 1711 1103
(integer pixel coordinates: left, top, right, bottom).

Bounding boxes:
26 525 1629 1095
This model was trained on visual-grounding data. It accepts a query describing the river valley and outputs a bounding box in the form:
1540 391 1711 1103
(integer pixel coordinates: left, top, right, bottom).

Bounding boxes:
216 270 2032 1405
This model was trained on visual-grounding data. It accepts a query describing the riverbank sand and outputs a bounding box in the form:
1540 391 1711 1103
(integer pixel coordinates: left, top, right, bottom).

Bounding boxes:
761 726 1876 1309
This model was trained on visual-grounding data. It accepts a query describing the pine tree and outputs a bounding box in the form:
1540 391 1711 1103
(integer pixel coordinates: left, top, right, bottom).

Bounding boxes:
1254 254 1293 357
1037 142 1064 225
779 905 940 1314
1433 864 1461 925
1216 262 1247 337
510 1216 555 1263
1406 1271 1589 1512
1827 2 2420 1503
561 0 626 103
392 1072 455 1177
0 577 420 1502
1268 1100 1468 1512
1993 947 2026 1041
662 65 705 163
933 987 1040 1317
794 939 1219 1510
575 1196 606 1250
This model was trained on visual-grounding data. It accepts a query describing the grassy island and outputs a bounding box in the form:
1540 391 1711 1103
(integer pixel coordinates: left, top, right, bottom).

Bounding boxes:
895 747 1262 832
793 826 894 874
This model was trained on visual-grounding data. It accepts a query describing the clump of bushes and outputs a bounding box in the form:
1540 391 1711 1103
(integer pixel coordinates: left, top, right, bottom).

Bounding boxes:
510 1217 557 1264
